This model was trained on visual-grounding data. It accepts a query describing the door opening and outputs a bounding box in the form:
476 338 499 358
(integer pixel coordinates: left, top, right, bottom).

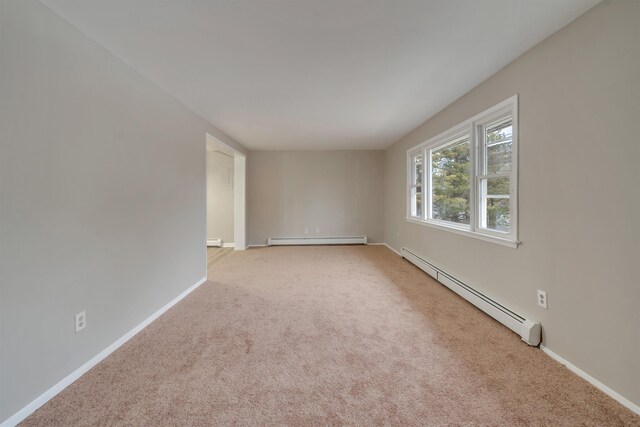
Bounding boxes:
205 133 246 273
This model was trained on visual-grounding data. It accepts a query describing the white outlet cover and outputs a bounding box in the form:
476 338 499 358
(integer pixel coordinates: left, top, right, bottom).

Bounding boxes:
75 311 86 333
537 290 548 309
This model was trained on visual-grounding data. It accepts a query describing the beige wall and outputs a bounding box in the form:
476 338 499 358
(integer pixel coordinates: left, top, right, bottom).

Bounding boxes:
247 150 384 245
0 1 246 422
206 151 234 244
384 0 640 407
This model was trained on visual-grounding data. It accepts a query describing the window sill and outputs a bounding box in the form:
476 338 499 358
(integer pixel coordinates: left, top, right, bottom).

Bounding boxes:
405 217 519 249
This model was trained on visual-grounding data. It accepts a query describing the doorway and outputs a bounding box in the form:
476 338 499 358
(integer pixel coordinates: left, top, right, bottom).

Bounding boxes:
205 133 246 274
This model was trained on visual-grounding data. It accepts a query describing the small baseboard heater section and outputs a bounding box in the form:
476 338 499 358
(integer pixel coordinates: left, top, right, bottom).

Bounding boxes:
400 247 541 346
207 238 222 247
268 236 367 246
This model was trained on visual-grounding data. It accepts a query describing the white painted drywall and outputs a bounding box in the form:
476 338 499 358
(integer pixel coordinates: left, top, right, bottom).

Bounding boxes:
233 154 246 250
206 151 234 244
247 150 384 245
0 0 246 422
383 0 640 408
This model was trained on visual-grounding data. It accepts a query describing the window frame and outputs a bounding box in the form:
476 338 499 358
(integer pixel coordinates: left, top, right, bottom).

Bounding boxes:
406 95 519 248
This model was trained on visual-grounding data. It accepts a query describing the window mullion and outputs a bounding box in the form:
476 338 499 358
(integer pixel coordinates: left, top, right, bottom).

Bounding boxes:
407 152 412 218
424 147 429 221
470 123 477 233
477 172 510 180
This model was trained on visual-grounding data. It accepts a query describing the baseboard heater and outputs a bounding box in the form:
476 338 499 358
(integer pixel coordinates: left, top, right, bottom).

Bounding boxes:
400 247 541 346
268 236 367 246
207 238 222 247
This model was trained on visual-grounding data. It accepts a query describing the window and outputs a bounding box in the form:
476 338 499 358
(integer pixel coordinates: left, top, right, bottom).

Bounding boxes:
406 95 518 247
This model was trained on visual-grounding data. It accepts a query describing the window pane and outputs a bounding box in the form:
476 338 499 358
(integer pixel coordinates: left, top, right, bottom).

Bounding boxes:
411 186 422 217
413 153 423 185
480 177 510 232
410 153 423 218
431 136 471 224
485 119 512 174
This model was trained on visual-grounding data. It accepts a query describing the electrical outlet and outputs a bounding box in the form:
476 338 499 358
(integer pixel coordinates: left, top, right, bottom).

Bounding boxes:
537 290 548 309
75 311 86 333
315 227 320 234
304 228 308 234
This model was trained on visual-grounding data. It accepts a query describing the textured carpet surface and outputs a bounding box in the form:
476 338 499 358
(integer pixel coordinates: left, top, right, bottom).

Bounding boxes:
23 246 639 426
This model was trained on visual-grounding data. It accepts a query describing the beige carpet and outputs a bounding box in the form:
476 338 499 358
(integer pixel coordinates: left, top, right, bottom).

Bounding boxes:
23 246 638 426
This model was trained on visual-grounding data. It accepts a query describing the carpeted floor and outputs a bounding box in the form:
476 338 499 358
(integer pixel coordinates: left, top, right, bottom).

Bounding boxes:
22 246 638 426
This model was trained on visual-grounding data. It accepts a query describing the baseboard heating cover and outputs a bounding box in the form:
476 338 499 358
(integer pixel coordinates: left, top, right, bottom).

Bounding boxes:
268 236 367 246
207 238 222 247
401 247 541 346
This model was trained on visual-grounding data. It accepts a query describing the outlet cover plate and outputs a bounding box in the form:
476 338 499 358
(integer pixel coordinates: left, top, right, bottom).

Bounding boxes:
537 290 548 309
75 311 86 333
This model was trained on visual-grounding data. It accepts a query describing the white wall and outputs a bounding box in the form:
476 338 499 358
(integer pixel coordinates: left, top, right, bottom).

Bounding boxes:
247 150 384 245
0 1 246 422
206 150 234 244
383 0 640 407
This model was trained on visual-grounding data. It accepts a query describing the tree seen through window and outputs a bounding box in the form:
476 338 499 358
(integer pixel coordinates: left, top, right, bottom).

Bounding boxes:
431 137 471 224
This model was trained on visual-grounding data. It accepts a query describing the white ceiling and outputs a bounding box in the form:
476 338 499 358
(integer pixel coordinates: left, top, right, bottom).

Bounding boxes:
42 0 598 150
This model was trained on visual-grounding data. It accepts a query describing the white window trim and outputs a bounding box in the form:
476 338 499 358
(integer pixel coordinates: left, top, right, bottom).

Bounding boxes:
406 95 519 248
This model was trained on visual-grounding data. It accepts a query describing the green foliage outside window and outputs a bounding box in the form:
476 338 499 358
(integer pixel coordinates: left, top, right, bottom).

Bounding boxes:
484 122 512 231
431 139 471 224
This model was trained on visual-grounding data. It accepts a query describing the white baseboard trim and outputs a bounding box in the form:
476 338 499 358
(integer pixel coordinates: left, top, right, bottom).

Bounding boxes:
206 238 222 247
368 242 401 256
250 241 401 254
540 345 640 415
0 276 208 427
222 242 234 248
268 236 367 246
